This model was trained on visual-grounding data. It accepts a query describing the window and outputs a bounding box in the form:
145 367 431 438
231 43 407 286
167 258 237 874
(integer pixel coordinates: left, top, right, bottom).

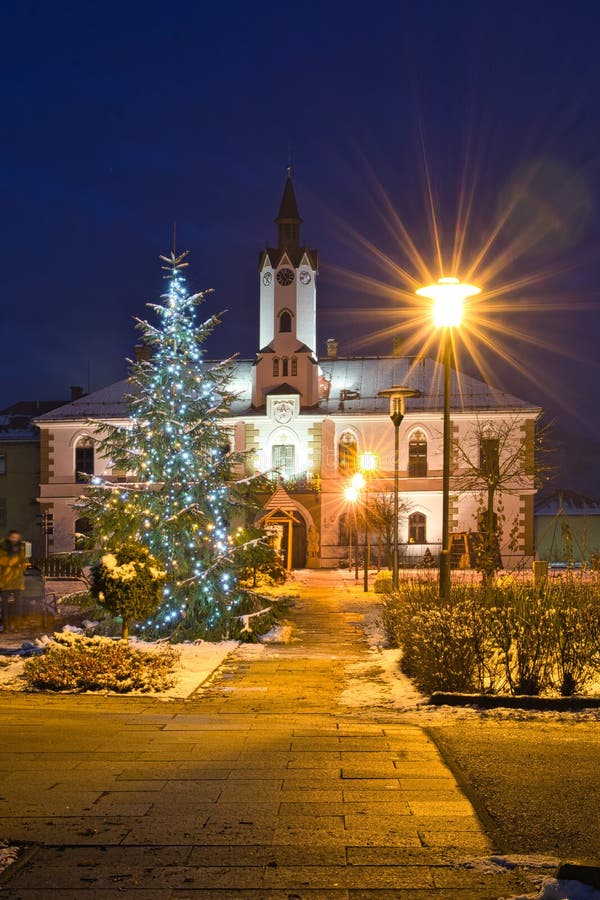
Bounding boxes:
279 310 292 333
282 357 289 377
338 432 357 472
75 437 94 483
408 430 427 477
273 358 279 377
480 437 500 478
0 497 5 528
272 444 295 480
0 454 5 475
408 512 426 544
291 357 297 377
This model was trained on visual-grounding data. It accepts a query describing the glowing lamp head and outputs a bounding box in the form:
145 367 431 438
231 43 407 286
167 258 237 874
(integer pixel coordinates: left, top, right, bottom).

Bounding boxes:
359 451 378 474
351 472 366 490
416 277 480 328
344 485 359 503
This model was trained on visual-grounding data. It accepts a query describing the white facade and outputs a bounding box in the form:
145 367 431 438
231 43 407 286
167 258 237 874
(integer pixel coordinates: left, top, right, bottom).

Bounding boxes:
36 174 541 570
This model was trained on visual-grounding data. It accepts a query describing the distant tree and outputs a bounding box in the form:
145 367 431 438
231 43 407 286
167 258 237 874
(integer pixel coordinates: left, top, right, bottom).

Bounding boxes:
370 492 411 568
452 416 552 586
232 525 286 588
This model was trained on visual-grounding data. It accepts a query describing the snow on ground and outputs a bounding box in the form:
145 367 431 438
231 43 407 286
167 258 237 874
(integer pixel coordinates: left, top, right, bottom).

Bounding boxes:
259 623 298 644
0 841 20 876
454 855 600 900
0 633 237 699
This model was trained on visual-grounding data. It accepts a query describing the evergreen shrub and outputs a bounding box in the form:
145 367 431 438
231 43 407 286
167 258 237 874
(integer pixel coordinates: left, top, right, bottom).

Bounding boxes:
373 570 393 594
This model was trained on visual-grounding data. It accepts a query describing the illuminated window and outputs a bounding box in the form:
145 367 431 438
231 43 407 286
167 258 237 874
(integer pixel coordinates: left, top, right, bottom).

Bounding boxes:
408 430 427 477
273 358 279 377
279 310 292 333
272 444 295 480
480 437 500 478
291 357 297 377
408 512 426 544
75 437 94 483
338 432 357 472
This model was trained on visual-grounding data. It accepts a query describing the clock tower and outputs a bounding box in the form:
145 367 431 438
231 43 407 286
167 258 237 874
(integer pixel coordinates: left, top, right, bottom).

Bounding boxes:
252 170 320 408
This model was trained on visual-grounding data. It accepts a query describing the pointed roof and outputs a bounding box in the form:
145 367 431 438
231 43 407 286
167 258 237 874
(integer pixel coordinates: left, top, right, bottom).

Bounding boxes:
263 485 297 512
275 175 303 224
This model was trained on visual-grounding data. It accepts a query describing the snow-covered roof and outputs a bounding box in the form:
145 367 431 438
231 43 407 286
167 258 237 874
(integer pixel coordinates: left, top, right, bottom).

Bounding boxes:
35 355 538 423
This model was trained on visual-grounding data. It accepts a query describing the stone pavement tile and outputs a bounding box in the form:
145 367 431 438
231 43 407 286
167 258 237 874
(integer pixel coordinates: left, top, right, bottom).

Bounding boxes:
263 864 435 889
397 776 458 790
227 768 292 780
432 866 527 893
271 820 345 844
392 761 450 776
171 892 349 899
275 788 342 802
340 766 398 779
418 830 491 851
408 799 476 816
87 798 155 817
216 780 283 801
0 792 106 816
347 892 511 899
122 821 276 845
346 846 456 866
1 891 170 899
279 800 411 817
337 778 401 790
342 827 422 846
0 816 133 845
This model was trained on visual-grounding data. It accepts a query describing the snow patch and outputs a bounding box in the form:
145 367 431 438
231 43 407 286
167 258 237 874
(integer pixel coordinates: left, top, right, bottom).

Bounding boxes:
259 624 296 644
505 880 600 900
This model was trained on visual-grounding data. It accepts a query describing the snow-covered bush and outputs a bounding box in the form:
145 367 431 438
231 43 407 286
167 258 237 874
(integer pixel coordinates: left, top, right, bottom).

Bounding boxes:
90 544 166 639
373 570 393 594
383 577 600 696
23 633 178 692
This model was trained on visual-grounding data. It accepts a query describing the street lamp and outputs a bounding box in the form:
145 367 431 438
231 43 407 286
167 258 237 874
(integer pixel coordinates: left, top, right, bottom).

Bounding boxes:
358 451 378 592
378 386 421 590
416 277 480 600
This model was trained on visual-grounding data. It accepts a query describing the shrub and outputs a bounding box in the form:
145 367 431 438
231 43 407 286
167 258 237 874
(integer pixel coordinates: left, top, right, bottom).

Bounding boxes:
382 577 600 697
23 633 178 692
232 526 287 588
90 544 166 639
374 570 393 594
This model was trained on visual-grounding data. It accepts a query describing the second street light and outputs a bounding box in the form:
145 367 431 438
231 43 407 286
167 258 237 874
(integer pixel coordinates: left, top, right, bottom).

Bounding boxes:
358 451 378 592
416 277 481 601
378 386 421 590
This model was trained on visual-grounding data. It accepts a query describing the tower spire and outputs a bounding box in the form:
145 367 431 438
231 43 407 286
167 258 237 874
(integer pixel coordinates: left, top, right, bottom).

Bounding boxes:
275 166 302 249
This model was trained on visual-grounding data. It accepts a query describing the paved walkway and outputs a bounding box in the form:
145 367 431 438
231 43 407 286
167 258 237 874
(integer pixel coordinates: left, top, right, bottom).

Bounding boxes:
0 572 527 898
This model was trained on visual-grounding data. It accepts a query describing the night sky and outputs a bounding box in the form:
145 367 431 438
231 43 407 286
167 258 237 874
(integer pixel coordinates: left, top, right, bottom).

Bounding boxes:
2 2 600 489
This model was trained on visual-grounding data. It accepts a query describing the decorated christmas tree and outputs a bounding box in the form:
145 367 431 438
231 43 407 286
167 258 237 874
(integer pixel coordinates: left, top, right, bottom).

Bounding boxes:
77 251 262 638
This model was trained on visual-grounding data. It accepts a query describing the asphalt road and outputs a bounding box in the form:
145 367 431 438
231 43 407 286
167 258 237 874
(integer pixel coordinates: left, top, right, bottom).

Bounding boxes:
428 719 600 863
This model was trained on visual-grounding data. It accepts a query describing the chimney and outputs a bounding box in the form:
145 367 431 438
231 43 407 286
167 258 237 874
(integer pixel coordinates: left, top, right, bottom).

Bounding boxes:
392 337 404 357
70 385 84 401
326 338 338 359
134 344 152 363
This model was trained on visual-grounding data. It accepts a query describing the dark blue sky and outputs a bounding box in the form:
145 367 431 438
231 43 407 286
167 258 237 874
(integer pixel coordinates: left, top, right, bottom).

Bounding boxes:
2 1 600 475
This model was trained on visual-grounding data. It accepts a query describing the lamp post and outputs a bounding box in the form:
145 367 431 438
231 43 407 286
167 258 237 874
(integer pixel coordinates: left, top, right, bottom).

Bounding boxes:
358 451 378 592
416 277 480 600
378 386 421 590
344 483 359 576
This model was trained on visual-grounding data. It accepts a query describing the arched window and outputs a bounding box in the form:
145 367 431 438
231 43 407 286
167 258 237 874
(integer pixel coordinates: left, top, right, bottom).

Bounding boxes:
75 437 94 483
408 512 426 544
279 310 292 333
408 430 427 477
282 357 289 377
291 357 297 377
338 432 357 472
273 358 279 377
272 444 295 480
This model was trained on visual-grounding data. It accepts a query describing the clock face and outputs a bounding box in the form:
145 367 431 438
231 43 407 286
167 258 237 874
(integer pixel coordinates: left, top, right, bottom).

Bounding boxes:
276 267 294 286
299 270 312 285
262 272 272 286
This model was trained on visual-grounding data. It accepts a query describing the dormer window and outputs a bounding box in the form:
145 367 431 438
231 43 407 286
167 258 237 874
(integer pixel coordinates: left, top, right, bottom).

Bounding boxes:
279 310 292 333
